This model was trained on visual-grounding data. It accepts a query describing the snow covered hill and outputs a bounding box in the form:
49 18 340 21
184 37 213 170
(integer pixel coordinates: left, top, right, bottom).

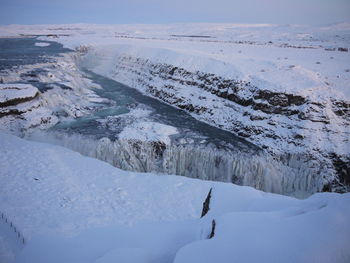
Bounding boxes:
0 133 349 263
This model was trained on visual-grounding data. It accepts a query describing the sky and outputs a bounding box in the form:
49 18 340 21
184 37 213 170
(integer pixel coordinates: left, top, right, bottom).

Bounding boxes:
0 0 349 25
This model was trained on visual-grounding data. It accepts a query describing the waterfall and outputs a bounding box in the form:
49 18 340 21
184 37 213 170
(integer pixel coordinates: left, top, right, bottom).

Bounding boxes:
27 131 324 197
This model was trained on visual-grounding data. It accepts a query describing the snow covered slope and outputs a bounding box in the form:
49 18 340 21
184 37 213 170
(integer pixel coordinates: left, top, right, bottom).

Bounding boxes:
0 133 349 263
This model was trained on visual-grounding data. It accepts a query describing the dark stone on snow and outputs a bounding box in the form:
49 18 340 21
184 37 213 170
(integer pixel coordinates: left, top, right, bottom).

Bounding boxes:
0 91 39 108
208 219 216 239
201 188 212 218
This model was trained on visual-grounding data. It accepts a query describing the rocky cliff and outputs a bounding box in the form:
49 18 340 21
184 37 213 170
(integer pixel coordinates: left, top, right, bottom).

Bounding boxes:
83 50 350 192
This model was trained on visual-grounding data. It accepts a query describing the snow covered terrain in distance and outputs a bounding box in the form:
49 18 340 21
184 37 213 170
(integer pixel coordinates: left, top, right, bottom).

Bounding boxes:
1 23 346 191
0 132 349 263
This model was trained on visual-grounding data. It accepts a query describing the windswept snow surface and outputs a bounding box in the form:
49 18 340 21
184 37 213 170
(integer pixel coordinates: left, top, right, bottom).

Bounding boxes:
0 133 349 263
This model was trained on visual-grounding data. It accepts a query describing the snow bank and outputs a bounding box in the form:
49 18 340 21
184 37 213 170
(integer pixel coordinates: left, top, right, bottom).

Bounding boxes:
1 133 349 263
175 189 350 263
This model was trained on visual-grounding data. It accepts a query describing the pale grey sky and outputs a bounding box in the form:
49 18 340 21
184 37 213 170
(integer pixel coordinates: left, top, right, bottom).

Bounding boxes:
0 0 349 25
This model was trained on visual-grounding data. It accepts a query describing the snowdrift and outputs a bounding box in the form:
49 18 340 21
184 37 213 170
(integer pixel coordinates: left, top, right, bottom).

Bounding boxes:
0 133 349 263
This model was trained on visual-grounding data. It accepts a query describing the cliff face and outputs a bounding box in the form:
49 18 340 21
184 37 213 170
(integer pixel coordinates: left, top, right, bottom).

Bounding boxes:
83 50 350 192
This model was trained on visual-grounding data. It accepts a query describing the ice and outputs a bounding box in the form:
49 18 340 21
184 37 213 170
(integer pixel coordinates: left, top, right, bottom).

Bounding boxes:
175 191 350 263
27 131 324 196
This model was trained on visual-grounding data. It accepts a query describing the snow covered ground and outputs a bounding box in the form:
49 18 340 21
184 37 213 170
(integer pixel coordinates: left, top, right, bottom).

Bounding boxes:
0 132 349 263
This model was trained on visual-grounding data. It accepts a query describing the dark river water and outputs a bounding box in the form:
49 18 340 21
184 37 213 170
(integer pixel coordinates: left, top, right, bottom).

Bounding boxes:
0 38 71 70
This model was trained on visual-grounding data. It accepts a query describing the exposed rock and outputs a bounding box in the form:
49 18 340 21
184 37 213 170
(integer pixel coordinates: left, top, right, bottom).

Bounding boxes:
332 100 350 120
329 153 350 191
151 141 167 158
0 84 39 108
208 220 216 239
201 188 212 218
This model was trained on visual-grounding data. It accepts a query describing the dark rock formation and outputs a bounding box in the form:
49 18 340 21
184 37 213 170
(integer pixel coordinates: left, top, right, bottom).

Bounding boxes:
208 219 216 239
201 188 212 218
0 91 39 108
329 153 350 191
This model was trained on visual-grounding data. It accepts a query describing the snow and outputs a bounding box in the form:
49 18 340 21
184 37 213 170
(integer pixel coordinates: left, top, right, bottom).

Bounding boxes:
13 23 347 99
0 132 211 262
1 132 349 263
119 121 178 144
0 84 38 104
175 191 350 263
1 23 349 98
34 42 51 47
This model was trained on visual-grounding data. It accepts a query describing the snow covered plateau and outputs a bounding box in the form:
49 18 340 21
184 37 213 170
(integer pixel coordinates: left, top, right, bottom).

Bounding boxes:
0 23 350 262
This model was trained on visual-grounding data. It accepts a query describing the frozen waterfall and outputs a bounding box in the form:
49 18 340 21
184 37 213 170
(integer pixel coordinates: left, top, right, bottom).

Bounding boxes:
27 131 324 197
